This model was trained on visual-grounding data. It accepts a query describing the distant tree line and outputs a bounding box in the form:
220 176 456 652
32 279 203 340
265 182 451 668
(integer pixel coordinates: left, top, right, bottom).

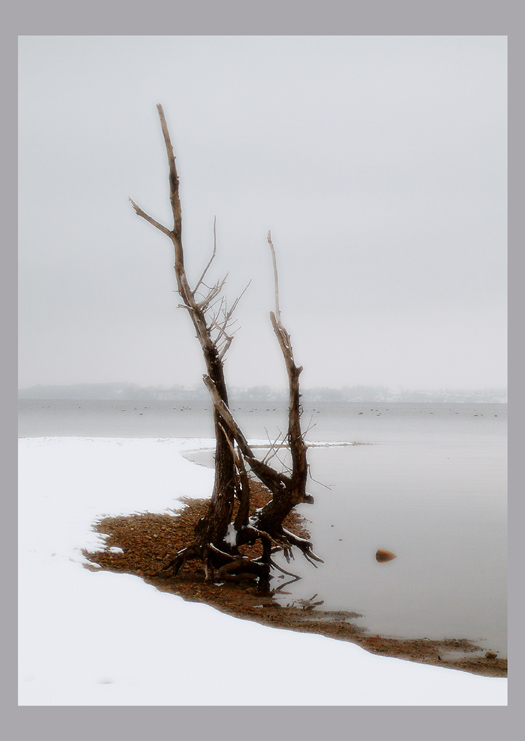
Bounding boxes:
18 382 507 403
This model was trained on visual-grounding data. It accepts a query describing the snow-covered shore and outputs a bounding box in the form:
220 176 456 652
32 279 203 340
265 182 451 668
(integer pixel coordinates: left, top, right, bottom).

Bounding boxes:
18 437 507 705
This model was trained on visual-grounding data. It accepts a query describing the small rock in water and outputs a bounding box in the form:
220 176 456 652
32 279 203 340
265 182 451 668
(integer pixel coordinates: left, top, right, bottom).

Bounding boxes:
376 549 397 563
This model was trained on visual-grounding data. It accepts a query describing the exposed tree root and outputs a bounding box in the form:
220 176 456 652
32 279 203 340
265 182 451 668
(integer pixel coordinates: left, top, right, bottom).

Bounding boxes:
157 478 320 590
162 522 321 588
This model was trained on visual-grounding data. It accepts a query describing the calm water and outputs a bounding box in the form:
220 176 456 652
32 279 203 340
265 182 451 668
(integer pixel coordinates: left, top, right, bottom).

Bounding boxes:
19 399 507 656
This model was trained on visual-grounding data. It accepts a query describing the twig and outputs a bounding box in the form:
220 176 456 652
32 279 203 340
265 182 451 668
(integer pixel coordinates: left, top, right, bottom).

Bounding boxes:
267 231 281 321
193 216 218 295
129 198 172 238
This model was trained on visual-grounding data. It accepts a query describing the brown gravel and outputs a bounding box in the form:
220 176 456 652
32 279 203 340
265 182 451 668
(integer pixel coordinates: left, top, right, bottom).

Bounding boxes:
84 483 507 679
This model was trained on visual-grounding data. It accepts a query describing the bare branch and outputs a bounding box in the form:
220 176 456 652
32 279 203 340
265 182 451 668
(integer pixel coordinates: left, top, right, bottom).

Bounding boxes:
202 376 256 459
193 216 218 296
207 280 250 359
267 231 281 321
195 275 229 311
209 313 231 341
228 280 252 316
261 427 288 465
129 198 172 237
203 374 292 491
218 338 233 361
156 104 182 240
211 280 251 333
302 416 317 438
208 316 233 360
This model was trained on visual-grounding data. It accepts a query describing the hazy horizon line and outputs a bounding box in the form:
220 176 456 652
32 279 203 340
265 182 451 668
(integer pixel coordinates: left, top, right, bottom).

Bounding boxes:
18 381 508 392
18 381 508 404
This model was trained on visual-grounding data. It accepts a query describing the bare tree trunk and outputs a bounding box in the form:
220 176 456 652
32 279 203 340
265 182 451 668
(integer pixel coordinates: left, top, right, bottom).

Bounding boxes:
131 106 236 554
202 233 319 564
131 105 321 586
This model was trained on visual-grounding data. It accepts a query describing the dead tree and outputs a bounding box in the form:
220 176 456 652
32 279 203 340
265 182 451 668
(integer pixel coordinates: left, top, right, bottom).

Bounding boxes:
131 105 321 588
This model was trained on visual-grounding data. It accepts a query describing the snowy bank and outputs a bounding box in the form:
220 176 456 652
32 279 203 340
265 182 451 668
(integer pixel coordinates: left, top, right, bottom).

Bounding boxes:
18 437 507 705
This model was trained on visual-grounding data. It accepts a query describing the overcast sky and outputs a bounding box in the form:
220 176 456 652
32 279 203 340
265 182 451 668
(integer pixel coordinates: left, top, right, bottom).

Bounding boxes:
18 35 507 391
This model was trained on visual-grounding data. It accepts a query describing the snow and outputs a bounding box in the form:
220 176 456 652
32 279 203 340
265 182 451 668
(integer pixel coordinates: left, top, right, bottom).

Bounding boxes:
224 522 238 547
18 437 507 706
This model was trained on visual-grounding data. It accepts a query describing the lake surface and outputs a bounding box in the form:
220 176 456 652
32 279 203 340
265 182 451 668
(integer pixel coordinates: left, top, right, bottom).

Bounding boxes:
19 399 507 656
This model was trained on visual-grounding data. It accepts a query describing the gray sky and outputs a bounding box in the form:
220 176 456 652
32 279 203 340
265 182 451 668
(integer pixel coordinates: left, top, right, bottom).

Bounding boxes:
18 35 507 391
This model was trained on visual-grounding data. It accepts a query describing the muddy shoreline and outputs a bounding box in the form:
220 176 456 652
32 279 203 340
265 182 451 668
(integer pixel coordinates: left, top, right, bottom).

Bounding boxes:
84 490 507 679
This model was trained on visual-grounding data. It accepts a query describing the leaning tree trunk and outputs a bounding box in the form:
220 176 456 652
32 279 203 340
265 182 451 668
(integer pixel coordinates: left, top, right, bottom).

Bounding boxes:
201 233 321 574
131 105 321 587
131 106 236 555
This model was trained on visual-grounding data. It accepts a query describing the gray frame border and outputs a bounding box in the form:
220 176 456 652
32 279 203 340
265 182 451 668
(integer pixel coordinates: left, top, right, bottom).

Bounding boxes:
6 1 520 739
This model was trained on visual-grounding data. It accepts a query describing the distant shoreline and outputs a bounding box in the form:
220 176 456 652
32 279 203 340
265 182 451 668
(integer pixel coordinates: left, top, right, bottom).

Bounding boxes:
18 387 508 404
